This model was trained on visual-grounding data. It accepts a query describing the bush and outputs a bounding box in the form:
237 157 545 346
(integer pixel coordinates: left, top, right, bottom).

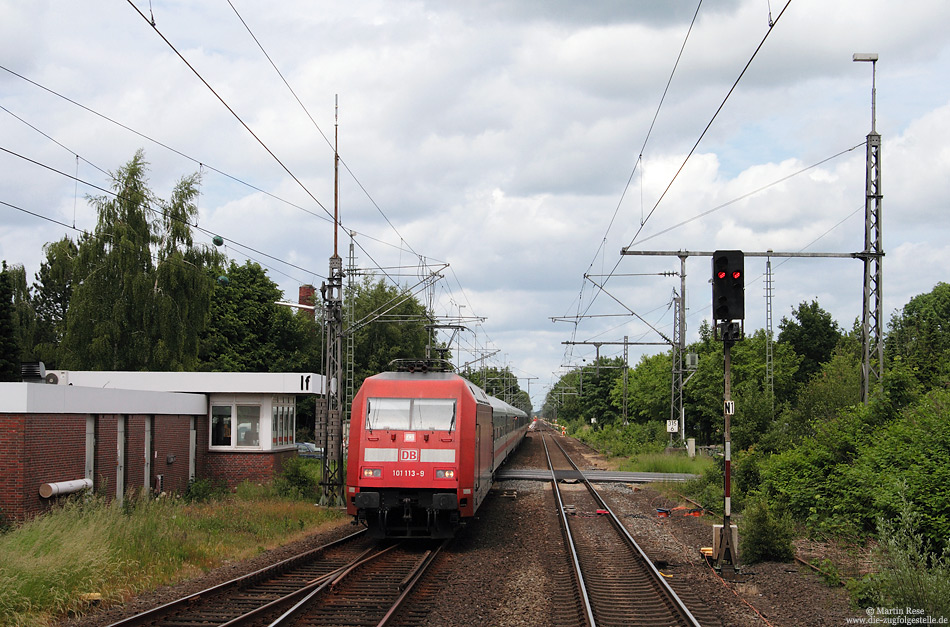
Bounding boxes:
574 421 667 458
274 457 322 501
740 497 795 564
858 501 950 618
733 447 763 496
681 457 723 514
184 478 227 503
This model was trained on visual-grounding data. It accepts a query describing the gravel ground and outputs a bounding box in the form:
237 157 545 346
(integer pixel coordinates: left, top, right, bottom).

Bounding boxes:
62 430 866 626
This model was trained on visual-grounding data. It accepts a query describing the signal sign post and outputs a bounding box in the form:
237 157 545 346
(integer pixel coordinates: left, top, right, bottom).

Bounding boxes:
712 250 743 575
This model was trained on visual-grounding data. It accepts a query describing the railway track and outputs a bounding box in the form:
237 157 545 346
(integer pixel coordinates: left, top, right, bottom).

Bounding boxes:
542 431 703 627
269 538 447 626
107 530 447 627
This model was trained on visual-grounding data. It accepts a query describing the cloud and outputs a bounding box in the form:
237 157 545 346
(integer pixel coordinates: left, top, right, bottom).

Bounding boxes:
2 0 950 408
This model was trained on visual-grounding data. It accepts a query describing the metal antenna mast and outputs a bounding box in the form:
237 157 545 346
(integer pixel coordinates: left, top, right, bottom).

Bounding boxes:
854 53 884 403
319 96 345 506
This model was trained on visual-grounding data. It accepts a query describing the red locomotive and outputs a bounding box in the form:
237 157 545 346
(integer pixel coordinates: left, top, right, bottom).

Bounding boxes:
346 360 529 538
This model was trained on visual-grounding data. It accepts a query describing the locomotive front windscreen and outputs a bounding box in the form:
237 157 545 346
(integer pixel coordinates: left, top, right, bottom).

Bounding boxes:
366 398 456 431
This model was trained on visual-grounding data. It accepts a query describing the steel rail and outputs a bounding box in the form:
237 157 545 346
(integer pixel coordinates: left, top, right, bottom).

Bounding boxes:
220 545 381 627
548 434 702 627
267 538 448 626
107 529 368 627
267 542 403 625
377 539 450 626
541 431 597 627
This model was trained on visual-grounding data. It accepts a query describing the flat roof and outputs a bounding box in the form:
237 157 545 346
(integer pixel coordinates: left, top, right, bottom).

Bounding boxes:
51 371 326 395
0 382 207 415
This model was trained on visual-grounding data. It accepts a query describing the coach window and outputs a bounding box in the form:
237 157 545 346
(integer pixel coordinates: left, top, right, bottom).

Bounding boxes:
211 405 232 446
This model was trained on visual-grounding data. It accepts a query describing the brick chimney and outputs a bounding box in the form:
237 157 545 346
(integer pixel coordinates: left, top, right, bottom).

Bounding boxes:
299 284 316 319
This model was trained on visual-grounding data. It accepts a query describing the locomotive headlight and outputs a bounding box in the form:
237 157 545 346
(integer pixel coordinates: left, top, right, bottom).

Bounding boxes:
435 469 455 479
362 468 382 478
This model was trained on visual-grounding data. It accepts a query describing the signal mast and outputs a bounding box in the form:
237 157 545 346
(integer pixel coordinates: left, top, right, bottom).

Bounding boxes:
711 249 743 575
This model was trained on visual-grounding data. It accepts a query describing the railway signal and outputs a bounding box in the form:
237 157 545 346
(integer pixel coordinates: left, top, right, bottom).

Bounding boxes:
710 250 744 574
711 250 744 322
712 250 745 344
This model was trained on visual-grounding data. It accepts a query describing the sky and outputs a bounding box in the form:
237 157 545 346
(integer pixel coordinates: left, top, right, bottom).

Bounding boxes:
2 1 950 411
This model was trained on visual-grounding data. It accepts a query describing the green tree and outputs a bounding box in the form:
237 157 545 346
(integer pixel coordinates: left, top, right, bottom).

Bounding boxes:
886 282 950 389
561 357 625 426
760 387 950 548
61 150 223 370
683 326 800 447
543 368 583 425
30 237 78 367
788 348 862 433
0 262 20 381
462 365 532 415
778 300 841 385
613 352 670 424
6 264 37 364
348 278 430 384
197 260 320 373
740 496 796 563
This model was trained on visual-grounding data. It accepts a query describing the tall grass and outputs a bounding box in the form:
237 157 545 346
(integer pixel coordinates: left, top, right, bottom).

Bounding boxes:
0 486 346 626
617 452 715 475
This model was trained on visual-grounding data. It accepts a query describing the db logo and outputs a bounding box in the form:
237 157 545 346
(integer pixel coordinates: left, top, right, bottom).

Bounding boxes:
400 449 419 462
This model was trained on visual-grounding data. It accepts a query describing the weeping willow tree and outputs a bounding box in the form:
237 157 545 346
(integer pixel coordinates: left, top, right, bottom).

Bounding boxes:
61 150 224 371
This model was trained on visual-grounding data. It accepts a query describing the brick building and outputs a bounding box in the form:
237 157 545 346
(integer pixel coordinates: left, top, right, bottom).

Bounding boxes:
0 371 324 523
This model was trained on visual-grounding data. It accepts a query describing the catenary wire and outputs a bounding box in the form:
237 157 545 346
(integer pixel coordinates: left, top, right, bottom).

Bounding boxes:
224 0 423 263
125 0 337 226
0 73 432 281
0 63 332 225
566 0 795 340
584 0 704 279
0 144 322 282
625 0 794 249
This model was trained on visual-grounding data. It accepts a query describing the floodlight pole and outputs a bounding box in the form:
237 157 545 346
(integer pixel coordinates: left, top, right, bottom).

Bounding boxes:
853 53 884 404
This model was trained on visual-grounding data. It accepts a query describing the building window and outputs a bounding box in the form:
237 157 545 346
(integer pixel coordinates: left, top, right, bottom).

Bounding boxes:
211 405 232 446
236 405 260 447
211 403 263 449
272 399 295 447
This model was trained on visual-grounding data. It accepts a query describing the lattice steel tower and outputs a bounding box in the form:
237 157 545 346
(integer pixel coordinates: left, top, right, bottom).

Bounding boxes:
855 54 884 403
318 97 345 506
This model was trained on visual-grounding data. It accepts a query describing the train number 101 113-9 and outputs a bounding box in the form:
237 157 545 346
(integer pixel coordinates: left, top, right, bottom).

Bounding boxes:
392 469 424 478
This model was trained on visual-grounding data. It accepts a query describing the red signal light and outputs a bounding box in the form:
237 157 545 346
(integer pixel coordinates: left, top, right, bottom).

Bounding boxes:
717 271 727 279
732 271 741 279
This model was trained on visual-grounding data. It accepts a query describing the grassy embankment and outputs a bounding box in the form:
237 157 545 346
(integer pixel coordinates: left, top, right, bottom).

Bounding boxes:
0 472 346 626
